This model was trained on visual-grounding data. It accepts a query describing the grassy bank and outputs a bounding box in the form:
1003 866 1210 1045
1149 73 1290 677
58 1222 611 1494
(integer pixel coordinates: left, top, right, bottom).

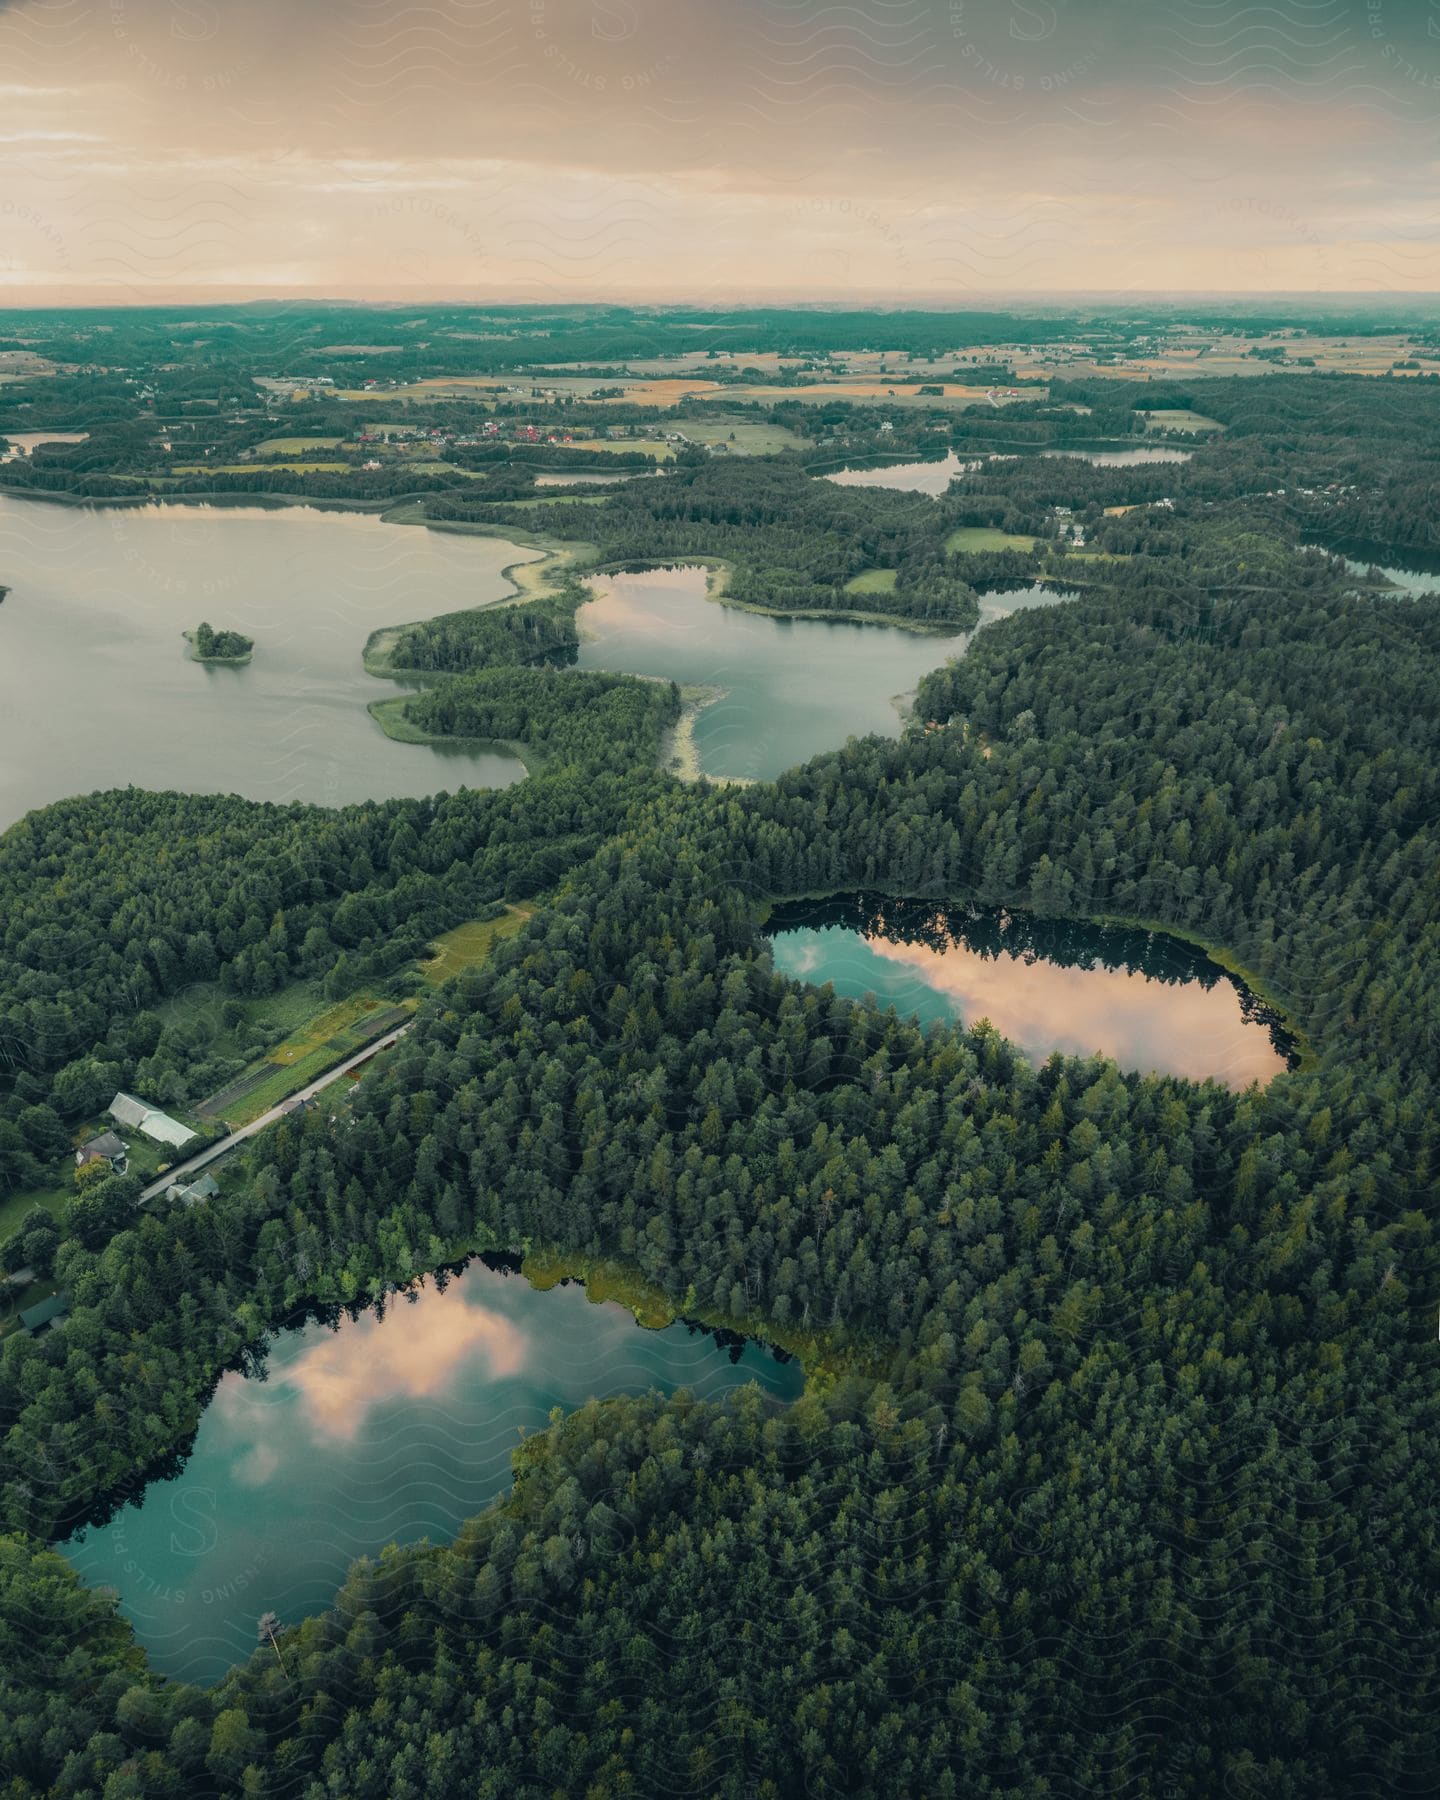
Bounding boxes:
658 683 726 782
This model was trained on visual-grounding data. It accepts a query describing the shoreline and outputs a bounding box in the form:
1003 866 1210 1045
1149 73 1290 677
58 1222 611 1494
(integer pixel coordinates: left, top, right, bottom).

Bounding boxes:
366 696 536 771
753 885 1314 1073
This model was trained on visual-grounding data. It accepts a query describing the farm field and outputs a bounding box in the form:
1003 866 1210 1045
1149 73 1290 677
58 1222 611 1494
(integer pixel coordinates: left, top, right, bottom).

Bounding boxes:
256 435 345 452
565 437 677 459
419 906 536 985
196 990 415 1126
720 381 1036 409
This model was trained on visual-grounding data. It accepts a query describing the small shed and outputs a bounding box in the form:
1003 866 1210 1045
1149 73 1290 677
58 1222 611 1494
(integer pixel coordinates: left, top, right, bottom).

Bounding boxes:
167 1173 220 1205
19 1292 69 1334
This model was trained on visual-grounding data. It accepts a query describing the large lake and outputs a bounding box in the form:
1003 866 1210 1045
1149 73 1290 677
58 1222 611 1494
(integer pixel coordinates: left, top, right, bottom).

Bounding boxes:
576 566 1076 781
0 497 531 832
768 896 1293 1088
61 1258 801 1684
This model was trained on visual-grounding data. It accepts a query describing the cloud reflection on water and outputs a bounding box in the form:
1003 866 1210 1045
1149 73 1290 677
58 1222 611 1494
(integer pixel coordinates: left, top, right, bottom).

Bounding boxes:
862 932 1284 1088
284 1298 530 1442
210 1285 532 1465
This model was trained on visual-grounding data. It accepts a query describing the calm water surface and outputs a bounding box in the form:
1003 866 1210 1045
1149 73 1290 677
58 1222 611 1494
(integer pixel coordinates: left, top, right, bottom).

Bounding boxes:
0 497 532 830
576 566 1075 780
0 430 89 461
534 468 665 486
769 896 1292 1087
1308 538 1440 597
62 1258 801 1684
823 442 1190 492
824 451 986 494
1041 443 1192 467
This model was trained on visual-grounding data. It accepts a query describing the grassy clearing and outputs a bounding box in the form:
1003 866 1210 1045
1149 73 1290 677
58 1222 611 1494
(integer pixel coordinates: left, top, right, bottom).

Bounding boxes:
676 418 811 455
157 975 324 1055
256 435 344 453
420 908 535 985
0 1185 66 1246
495 494 609 510
173 461 351 474
946 525 1038 553
844 568 899 594
1143 409 1224 434
565 437 677 460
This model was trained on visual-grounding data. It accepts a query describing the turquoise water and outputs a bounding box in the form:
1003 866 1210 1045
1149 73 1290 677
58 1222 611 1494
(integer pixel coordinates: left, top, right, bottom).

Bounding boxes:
769 897 1292 1088
61 1258 801 1685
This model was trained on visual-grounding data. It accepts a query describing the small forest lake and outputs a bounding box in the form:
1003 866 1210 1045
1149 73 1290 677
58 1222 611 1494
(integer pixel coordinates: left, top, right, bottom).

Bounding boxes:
823 442 1191 492
61 1257 801 1685
0 496 532 832
1309 537 1440 597
576 565 1076 781
768 896 1294 1087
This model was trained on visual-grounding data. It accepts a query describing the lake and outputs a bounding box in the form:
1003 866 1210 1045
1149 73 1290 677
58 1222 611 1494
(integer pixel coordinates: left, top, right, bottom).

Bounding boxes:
822 442 1190 492
824 451 986 494
0 497 532 832
0 430 89 462
534 468 665 486
576 566 1076 781
60 1257 801 1684
1040 443 1192 467
1308 538 1440 597
768 895 1293 1087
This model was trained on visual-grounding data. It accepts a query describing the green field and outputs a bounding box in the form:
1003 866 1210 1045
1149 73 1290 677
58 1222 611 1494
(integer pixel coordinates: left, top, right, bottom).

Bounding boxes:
946 526 1038 553
201 991 416 1126
174 461 351 474
676 418 812 455
158 974 330 1059
566 438 677 460
256 435 344 452
1142 409 1224 434
420 907 535 985
844 568 899 594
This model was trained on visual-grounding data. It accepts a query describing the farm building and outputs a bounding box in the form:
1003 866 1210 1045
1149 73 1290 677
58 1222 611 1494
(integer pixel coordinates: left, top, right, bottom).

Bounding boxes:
108 1092 196 1149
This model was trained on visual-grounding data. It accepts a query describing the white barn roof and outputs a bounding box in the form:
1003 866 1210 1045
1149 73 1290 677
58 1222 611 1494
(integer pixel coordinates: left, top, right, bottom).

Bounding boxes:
108 1092 149 1129
108 1092 196 1148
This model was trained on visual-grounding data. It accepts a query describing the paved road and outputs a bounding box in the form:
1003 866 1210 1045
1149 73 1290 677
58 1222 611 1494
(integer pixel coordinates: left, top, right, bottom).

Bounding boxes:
140 1024 411 1201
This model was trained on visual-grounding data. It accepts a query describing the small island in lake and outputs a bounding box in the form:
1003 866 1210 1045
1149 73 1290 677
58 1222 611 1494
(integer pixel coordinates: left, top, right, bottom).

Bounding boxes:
185 620 254 664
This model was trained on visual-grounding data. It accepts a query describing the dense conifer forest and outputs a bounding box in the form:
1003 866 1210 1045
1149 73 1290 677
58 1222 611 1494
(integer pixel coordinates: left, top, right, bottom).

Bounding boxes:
0 312 1436 1797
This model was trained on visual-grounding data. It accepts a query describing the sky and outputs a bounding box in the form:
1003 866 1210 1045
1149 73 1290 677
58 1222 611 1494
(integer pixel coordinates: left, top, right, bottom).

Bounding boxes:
0 0 1437 302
